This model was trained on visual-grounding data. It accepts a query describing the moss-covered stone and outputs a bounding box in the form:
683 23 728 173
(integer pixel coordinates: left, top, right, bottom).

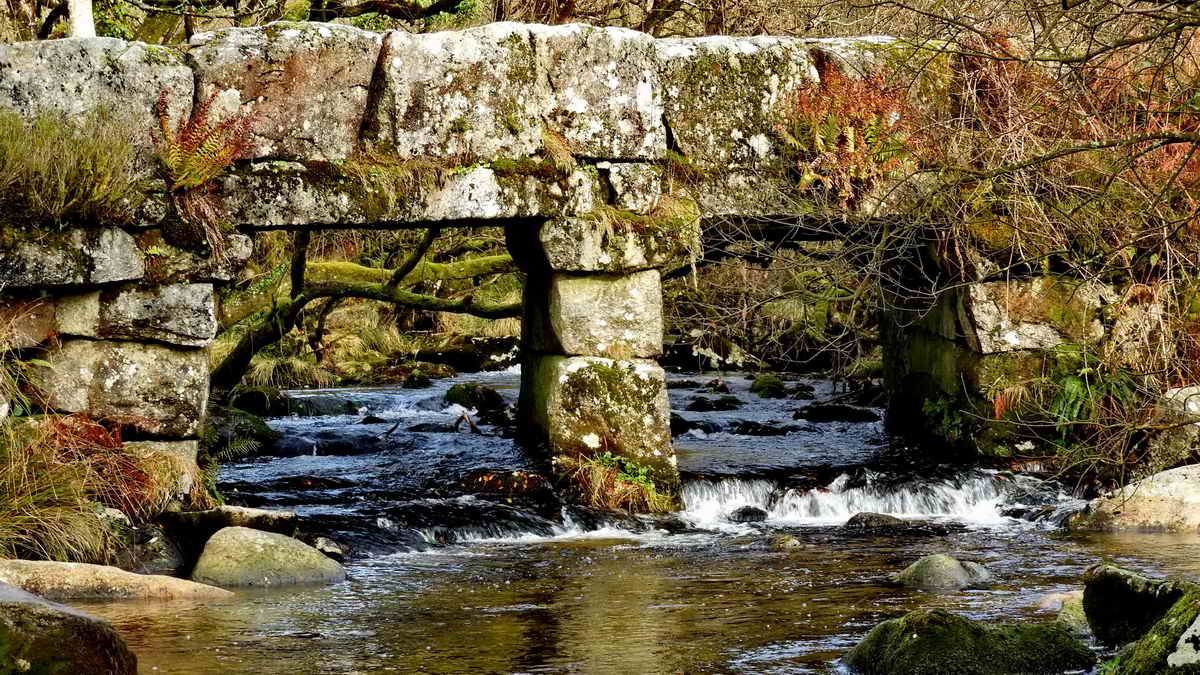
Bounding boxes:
749 375 788 398
520 355 677 494
843 608 1096 675
1084 564 1192 647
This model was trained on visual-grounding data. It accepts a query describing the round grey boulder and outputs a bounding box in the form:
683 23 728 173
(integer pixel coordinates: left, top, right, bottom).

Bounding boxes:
896 553 992 591
191 526 347 588
845 512 906 530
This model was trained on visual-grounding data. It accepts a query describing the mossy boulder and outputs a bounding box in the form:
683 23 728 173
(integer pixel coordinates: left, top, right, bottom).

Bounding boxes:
445 382 508 415
895 553 992 591
1083 564 1192 646
190 526 346 588
0 581 138 674
749 375 788 398
522 355 676 493
1086 565 1200 674
843 609 1095 675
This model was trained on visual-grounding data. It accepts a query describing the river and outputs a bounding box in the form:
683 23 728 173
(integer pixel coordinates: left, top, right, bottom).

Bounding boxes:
81 371 1200 674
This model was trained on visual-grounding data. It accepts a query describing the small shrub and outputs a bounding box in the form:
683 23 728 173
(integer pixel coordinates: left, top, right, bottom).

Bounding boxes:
772 55 916 209
0 107 144 226
557 451 675 513
153 89 254 259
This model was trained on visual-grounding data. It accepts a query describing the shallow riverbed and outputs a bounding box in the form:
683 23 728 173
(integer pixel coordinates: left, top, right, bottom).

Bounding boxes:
81 371 1200 674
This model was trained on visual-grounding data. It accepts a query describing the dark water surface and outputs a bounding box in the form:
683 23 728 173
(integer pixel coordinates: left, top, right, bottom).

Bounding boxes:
80 372 1200 674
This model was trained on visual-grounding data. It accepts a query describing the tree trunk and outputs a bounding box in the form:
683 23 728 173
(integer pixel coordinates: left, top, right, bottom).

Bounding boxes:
66 0 94 37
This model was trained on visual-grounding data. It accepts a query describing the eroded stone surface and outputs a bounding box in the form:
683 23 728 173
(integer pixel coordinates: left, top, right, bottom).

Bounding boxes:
0 581 138 674
539 270 663 358
0 560 231 601
522 355 675 487
191 526 346 588
1077 465 1200 533
56 283 216 347
0 228 144 289
40 340 208 438
190 22 383 161
965 278 1115 353
0 38 191 176
0 298 55 349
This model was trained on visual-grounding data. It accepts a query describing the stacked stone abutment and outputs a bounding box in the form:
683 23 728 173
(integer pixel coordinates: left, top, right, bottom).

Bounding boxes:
0 21 912 496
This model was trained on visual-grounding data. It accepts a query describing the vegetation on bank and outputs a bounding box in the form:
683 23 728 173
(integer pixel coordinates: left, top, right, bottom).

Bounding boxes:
0 340 194 563
0 108 144 228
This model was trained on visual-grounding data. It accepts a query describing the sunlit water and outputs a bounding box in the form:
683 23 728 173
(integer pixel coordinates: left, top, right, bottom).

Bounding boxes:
80 372 1200 674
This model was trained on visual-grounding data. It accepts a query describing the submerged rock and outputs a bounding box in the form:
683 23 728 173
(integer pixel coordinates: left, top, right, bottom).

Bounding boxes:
769 534 804 551
729 506 768 523
191 526 346 588
669 413 720 437
727 420 798 436
896 553 992 591
842 609 1095 675
793 403 881 423
0 560 232 601
685 395 742 412
0 581 138 675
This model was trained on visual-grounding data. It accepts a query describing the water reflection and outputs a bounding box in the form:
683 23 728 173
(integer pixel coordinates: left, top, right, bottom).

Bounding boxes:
81 530 1200 674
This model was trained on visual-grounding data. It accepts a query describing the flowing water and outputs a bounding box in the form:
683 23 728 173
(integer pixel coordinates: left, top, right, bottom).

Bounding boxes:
81 371 1200 674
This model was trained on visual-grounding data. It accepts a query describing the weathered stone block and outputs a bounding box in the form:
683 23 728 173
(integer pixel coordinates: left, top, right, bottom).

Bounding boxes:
521 355 675 485
221 162 601 227
138 231 254 283
40 340 208 438
533 24 665 159
602 162 661 213
368 23 665 161
965 278 1115 354
0 38 191 176
0 227 144 289
538 211 700 273
367 23 547 160
189 22 383 162
527 271 663 358
57 283 216 348
657 35 812 167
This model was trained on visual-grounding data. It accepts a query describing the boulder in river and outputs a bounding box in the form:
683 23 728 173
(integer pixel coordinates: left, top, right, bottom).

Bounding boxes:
1084 564 1200 673
1072 464 1200 532
162 505 298 563
0 560 232 601
749 375 787 398
727 420 798 436
191 526 347 588
845 512 906 530
793 403 881 423
842 608 1095 675
669 413 720 437
895 553 992 591
685 395 743 412
729 505 768 523
0 581 138 675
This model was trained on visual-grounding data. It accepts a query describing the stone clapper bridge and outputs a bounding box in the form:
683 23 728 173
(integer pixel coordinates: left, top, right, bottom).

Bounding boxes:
0 22 939 500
